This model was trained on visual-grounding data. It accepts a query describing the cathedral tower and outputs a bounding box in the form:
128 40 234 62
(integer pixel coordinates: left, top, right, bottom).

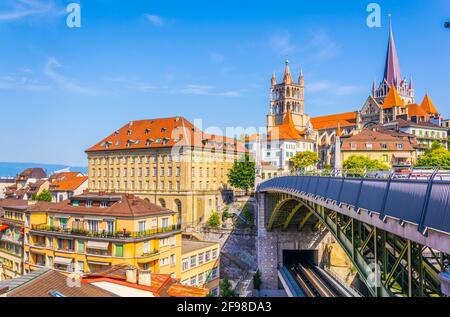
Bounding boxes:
267 60 309 132
372 17 415 105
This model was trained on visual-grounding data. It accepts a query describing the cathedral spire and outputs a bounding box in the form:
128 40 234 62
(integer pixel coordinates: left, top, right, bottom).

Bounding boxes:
271 72 277 87
282 59 293 84
298 67 304 86
383 15 402 86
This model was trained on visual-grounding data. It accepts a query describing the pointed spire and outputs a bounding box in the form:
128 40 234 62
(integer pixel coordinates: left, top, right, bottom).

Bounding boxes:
383 15 402 86
383 85 404 109
420 94 439 114
282 59 293 84
271 72 277 87
409 77 414 90
372 79 377 95
298 67 304 85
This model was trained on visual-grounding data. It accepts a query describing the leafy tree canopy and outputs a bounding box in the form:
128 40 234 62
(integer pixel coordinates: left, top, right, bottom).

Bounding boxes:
220 277 237 297
207 212 221 228
343 155 390 171
34 189 52 202
228 154 255 194
416 148 450 167
289 151 320 171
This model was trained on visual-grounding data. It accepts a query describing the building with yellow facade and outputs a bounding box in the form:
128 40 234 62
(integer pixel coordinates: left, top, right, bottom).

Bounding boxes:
181 239 220 296
24 193 182 277
85 116 246 227
0 200 28 280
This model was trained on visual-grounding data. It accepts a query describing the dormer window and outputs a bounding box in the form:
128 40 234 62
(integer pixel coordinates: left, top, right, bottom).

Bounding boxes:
86 201 93 208
350 143 357 150
100 201 108 208
161 127 167 132
162 137 170 144
127 130 132 135
126 140 135 147
397 143 404 150
146 138 154 146
145 128 151 134
114 131 119 136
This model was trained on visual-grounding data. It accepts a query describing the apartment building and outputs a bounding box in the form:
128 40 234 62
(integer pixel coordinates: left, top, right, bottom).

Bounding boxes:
181 240 220 296
85 116 246 227
24 193 182 277
0 200 29 280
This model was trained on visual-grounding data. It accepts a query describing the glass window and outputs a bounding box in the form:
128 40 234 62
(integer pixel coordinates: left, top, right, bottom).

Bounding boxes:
115 244 124 257
77 240 85 253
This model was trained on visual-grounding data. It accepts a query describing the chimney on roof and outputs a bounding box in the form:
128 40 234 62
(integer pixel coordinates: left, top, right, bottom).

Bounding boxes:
126 268 138 284
129 121 133 127
138 270 152 287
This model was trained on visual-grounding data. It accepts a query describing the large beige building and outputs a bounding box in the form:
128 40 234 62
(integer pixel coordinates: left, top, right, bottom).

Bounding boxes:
85 116 246 227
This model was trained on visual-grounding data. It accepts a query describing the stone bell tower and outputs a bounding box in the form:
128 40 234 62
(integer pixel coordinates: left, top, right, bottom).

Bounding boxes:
267 60 309 132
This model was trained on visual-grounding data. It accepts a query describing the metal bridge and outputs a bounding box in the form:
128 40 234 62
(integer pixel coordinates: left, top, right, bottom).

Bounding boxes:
256 169 450 297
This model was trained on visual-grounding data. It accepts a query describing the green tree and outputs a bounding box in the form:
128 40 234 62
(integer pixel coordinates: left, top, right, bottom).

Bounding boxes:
220 277 237 297
241 204 254 223
228 154 255 195
34 189 52 202
416 148 450 167
425 140 443 154
253 271 262 291
289 151 320 172
343 155 390 171
207 212 221 228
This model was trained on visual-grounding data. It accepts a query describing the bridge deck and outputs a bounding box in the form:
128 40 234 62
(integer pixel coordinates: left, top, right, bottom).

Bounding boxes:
259 175 450 239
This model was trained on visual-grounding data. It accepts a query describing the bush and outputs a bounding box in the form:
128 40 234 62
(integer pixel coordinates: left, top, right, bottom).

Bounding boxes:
220 277 237 297
253 271 262 291
207 212 221 228
222 210 232 220
241 205 253 223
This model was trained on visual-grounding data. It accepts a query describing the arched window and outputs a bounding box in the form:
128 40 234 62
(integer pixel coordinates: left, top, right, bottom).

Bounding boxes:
174 199 182 225
158 198 166 208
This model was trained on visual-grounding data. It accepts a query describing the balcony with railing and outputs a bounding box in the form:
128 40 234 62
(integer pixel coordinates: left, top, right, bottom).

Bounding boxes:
30 224 182 240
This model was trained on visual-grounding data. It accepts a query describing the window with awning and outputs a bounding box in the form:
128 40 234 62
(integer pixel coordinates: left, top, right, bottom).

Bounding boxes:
86 241 109 250
54 257 73 266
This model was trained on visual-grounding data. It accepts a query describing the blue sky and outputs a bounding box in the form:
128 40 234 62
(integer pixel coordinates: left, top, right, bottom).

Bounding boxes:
0 0 449 166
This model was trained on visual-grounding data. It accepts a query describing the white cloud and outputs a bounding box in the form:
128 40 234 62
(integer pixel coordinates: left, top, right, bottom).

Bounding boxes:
144 14 164 27
269 31 296 56
174 84 243 97
0 0 63 22
308 80 362 96
209 52 226 64
268 29 341 62
106 77 156 92
44 57 101 95
0 73 49 91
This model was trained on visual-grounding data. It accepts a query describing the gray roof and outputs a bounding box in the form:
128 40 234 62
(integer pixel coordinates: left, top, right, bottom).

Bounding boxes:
0 267 51 295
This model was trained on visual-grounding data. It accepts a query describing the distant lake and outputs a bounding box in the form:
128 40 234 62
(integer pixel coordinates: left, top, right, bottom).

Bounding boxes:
0 162 88 177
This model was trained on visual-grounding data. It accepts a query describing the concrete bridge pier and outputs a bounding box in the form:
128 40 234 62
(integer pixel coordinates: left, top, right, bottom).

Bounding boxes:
256 193 332 290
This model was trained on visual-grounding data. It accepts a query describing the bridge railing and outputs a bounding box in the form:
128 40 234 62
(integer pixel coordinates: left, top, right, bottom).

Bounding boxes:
257 168 450 237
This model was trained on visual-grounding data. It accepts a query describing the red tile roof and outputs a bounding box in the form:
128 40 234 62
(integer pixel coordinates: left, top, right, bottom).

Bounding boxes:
407 103 429 118
311 112 357 130
420 94 439 114
382 85 405 109
49 172 87 192
341 129 415 151
28 193 175 218
82 264 209 297
86 116 246 153
267 112 310 141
